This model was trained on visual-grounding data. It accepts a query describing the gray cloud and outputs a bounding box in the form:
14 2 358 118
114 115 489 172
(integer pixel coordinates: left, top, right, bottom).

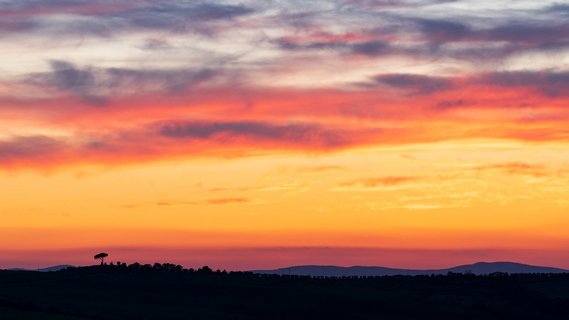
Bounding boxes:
476 71 569 97
30 60 220 105
342 0 459 9
364 70 569 97
0 0 101 12
276 11 568 62
49 60 107 105
480 24 569 48
372 73 453 94
415 19 470 42
276 38 397 57
351 40 393 56
105 67 218 94
0 18 37 32
414 18 569 50
160 121 350 148
119 3 255 33
546 3 569 15
0 136 65 165
0 1 255 37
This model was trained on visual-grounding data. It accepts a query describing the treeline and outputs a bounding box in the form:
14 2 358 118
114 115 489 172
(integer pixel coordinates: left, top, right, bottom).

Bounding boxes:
84 262 217 273
61 262 569 281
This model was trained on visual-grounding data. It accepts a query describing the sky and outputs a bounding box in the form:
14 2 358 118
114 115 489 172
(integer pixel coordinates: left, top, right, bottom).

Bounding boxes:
1 0 569 270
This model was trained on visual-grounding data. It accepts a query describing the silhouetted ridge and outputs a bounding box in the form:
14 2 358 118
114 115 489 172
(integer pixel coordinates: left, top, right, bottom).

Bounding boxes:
252 261 568 276
6 265 75 272
3 263 569 319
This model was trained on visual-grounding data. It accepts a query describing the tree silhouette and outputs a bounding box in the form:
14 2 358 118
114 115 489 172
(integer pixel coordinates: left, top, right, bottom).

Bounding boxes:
94 252 109 265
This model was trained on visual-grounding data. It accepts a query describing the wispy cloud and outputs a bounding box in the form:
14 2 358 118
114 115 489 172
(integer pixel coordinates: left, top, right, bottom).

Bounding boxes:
27 60 221 105
370 74 454 95
0 1 255 37
474 162 547 178
206 198 249 205
127 197 250 208
475 71 569 97
0 136 66 168
295 165 347 173
159 121 352 148
341 176 422 188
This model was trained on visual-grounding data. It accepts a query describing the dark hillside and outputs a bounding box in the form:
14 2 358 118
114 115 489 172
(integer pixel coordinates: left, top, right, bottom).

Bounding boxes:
1 265 569 319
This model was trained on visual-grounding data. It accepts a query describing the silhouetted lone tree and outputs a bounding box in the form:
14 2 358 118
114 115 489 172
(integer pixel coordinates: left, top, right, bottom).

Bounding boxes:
94 252 109 265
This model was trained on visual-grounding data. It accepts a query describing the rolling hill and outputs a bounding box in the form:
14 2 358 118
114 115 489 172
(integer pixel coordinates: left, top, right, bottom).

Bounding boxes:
252 261 568 276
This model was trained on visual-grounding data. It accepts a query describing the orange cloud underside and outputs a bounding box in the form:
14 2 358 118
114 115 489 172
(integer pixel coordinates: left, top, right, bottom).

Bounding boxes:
1 83 568 170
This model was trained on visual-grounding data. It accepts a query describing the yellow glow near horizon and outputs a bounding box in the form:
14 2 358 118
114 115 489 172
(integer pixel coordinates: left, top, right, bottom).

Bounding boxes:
2 139 568 256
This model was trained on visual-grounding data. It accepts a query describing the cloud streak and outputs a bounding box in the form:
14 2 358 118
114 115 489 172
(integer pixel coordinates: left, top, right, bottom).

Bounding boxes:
0 119 380 168
474 162 547 178
159 121 351 148
0 1 255 37
27 60 221 105
341 176 421 188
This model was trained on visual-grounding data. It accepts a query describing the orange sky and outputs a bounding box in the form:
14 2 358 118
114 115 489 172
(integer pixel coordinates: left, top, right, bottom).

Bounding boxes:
1 0 569 269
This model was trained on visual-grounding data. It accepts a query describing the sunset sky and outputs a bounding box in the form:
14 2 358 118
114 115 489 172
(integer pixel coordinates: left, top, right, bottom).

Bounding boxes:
1 0 569 270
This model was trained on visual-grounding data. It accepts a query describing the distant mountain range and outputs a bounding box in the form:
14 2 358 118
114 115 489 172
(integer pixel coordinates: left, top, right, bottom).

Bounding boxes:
252 262 568 276
7 265 75 272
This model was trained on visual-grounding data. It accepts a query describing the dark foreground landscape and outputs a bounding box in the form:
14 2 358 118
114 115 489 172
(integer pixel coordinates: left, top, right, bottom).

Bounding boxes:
2 264 569 320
